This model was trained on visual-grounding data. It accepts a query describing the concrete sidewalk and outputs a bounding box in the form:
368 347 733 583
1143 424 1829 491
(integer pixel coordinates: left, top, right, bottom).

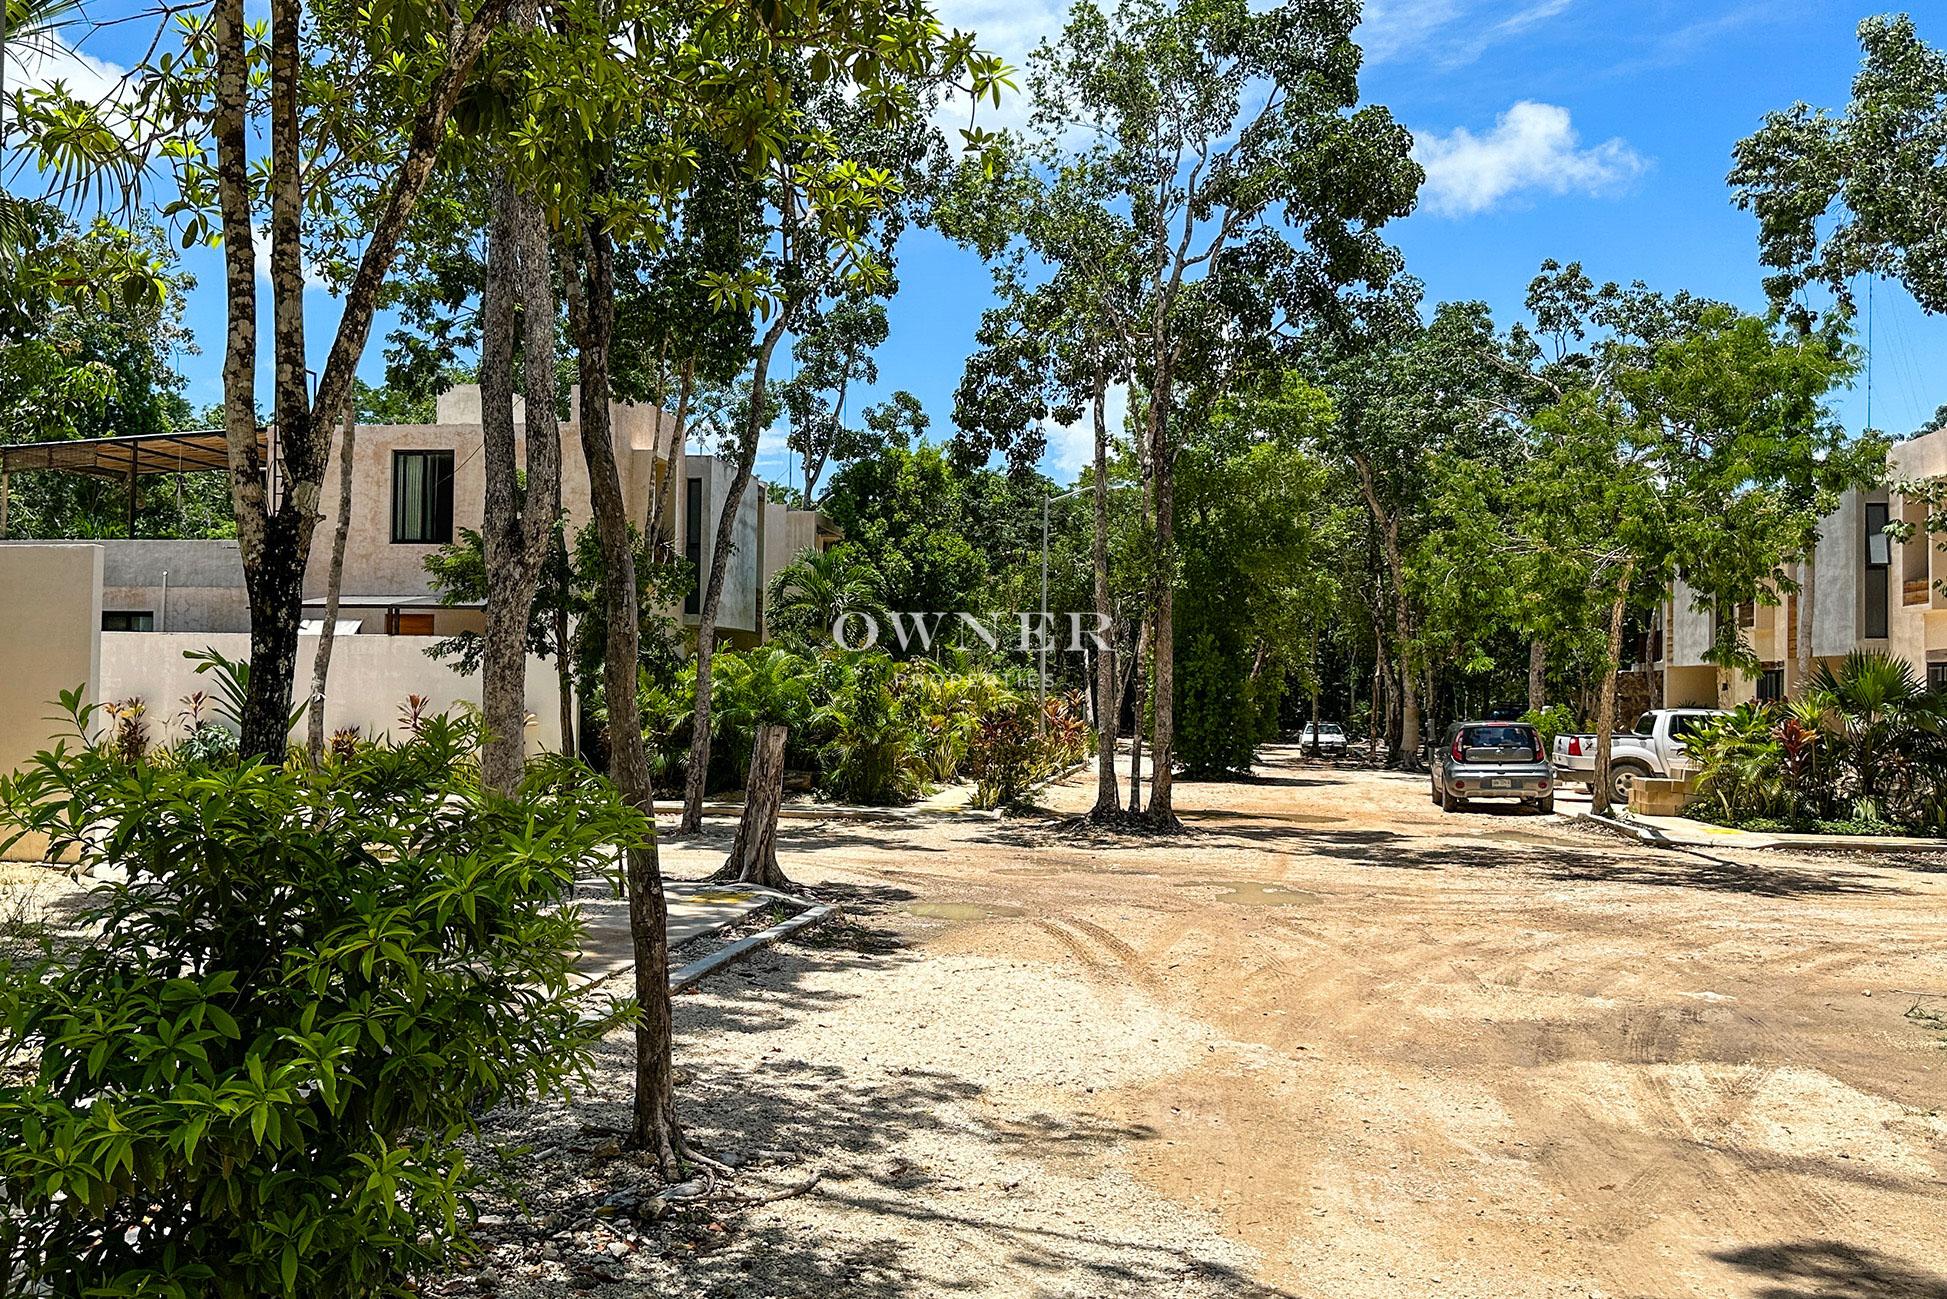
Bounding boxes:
571 878 797 985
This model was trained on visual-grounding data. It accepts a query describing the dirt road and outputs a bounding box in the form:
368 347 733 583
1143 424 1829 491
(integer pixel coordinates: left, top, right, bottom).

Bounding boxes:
480 747 1947 1298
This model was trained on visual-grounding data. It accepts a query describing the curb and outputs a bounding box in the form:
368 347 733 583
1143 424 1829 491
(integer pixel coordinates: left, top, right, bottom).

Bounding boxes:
1576 807 1947 855
670 900 843 992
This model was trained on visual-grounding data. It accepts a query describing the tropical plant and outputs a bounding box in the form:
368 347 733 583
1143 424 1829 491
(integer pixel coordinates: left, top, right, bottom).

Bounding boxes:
766 544 890 646
1806 650 1940 808
0 697 634 1296
1689 703 1790 823
810 652 926 805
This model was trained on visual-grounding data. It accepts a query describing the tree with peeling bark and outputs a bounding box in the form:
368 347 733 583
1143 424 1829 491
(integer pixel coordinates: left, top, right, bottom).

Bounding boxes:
941 127 1138 820
1004 0 1419 825
22 0 516 759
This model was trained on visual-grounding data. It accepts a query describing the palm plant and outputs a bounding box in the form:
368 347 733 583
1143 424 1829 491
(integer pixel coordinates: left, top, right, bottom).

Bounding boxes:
1805 650 1941 810
810 652 926 805
712 645 818 776
766 545 889 645
1690 703 1788 822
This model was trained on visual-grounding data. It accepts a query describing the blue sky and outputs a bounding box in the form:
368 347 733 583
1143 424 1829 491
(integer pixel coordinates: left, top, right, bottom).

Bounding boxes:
53 1 1947 486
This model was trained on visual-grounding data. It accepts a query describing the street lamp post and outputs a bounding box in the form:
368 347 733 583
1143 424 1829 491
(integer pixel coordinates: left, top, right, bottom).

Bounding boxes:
1041 486 1085 732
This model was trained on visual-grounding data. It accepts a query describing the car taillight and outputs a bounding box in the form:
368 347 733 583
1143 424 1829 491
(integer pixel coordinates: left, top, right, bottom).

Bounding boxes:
1568 737 1583 757
1451 734 1466 762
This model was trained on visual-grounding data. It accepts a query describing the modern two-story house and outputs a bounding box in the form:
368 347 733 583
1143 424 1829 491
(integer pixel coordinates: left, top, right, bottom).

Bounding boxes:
1649 423 1947 706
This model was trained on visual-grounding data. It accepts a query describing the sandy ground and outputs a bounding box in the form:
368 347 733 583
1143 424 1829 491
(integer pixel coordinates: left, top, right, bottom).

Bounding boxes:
456 747 1946 1295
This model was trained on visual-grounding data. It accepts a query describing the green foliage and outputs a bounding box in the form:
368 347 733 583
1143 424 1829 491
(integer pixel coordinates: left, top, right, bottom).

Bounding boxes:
1519 705 1577 752
765 544 890 647
1732 14 1947 323
810 652 927 805
1690 653 1947 830
0 700 636 1297
966 691 1091 810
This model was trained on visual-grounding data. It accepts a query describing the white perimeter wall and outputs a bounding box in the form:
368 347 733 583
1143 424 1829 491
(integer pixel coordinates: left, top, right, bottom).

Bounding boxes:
100 632 563 754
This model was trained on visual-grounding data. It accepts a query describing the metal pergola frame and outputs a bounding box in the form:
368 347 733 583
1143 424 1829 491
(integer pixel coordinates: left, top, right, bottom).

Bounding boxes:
0 428 272 538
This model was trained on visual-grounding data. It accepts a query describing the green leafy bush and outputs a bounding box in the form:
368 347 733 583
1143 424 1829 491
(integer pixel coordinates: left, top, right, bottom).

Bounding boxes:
967 697 1040 809
0 697 636 1297
1690 652 1947 831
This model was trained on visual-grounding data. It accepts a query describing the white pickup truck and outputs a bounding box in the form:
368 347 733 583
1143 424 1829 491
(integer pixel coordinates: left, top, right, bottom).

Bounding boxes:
1551 708 1726 807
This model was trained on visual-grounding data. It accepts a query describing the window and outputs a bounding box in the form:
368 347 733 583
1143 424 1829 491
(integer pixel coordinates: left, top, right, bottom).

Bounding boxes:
102 610 154 632
1737 600 1756 628
1671 713 1715 746
684 476 704 616
391 450 454 544
1865 500 1891 639
1454 725 1540 760
1757 668 1785 703
1930 661 1947 695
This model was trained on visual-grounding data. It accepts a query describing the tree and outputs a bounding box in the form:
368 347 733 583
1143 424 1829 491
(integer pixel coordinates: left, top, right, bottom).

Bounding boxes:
24 0 517 757
1515 268 1878 813
1731 14 1947 324
766 544 889 644
679 72 953 836
997 0 1419 824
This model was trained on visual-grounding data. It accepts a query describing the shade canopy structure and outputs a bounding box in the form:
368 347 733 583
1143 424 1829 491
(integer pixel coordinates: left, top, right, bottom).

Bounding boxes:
0 428 271 538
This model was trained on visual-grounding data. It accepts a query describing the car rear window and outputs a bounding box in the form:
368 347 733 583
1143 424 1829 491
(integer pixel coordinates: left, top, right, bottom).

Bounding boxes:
1458 725 1539 757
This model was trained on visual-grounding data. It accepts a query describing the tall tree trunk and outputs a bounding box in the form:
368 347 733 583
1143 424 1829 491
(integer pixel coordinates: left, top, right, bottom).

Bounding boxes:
709 723 791 889
1527 638 1546 713
1351 455 1419 767
1368 623 1386 766
569 221 680 1170
1308 677 1322 758
305 413 356 766
1127 614 1149 815
680 320 787 834
1794 544 1816 695
1088 371 1120 819
1145 410 1178 825
1593 560 1637 816
479 158 563 795
553 536 576 755
213 0 509 758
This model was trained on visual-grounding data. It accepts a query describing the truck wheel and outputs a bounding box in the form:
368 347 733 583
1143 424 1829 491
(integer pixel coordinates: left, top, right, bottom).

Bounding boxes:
1608 762 1650 809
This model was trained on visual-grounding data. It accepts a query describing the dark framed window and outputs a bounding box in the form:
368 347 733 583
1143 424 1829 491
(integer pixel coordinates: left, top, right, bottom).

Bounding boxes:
684 476 704 616
1865 500 1891 639
102 610 154 632
391 450 455 544
1757 668 1784 703
1930 661 1947 695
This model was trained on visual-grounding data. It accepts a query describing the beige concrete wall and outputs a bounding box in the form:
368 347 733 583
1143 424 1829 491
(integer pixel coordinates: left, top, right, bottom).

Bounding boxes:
0 544 102 859
100 631 563 754
0 543 102 769
305 387 678 605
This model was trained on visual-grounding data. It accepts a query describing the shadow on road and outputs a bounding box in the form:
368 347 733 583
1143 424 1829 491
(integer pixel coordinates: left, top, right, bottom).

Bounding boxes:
1712 1240 1947 1298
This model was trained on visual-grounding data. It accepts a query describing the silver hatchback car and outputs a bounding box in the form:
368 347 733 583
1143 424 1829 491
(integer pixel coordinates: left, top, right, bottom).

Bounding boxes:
1431 721 1554 814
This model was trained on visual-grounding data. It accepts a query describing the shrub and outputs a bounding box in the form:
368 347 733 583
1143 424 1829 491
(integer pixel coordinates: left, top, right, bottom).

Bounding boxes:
967 698 1041 809
174 721 241 766
1519 704 1576 752
811 652 926 805
108 697 149 765
0 697 635 1297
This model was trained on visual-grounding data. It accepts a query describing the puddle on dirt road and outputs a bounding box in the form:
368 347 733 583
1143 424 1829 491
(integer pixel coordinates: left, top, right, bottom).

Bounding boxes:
995 865 1163 878
1173 881 1317 906
905 902 1026 922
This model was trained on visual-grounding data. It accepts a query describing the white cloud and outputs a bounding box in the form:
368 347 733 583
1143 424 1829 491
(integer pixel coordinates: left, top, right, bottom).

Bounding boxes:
1040 383 1127 482
1412 101 1647 217
252 226 337 294
1358 0 1574 69
9 36 130 107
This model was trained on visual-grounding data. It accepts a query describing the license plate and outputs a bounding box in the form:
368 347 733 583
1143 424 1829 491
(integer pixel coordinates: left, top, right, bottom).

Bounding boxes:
1487 778 1510 789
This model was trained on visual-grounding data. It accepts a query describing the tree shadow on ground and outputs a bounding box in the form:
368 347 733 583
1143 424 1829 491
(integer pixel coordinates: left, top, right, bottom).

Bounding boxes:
1712 1240 1947 1298
466 927 1297 1298
1535 851 1909 899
